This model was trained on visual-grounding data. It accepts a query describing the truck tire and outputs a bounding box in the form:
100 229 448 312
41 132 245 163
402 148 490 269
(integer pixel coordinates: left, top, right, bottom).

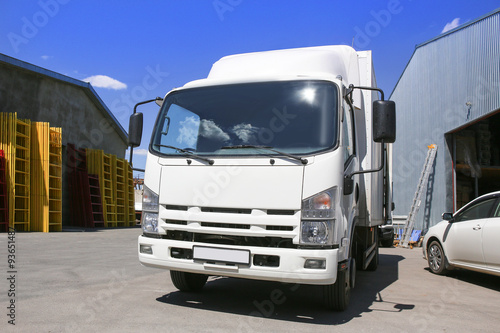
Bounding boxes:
380 229 394 247
170 271 208 292
324 266 350 311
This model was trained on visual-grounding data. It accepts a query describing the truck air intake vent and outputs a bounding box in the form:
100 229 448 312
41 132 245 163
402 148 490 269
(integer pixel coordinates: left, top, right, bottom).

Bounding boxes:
164 219 188 225
164 205 188 211
266 225 294 231
267 210 295 216
201 222 251 229
201 207 252 214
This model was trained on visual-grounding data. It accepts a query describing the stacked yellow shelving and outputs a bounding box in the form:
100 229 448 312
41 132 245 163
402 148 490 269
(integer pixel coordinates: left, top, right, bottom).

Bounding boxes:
126 162 136 226
115 158 126 226
86 149 118 227
0 113 31 231
30 122 50 232
15 117 31 232
49 127 62 231
31 123 62 232
103 153 117 227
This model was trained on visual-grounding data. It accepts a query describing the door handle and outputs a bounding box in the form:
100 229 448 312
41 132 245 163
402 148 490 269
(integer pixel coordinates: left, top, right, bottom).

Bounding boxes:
473 225 482 231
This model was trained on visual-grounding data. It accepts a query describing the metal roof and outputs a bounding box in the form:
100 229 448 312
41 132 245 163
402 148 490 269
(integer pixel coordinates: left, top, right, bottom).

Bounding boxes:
0 53 128 143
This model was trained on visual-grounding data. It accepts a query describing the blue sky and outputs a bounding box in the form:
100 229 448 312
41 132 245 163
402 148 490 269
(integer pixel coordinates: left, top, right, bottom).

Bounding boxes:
1 0 499 176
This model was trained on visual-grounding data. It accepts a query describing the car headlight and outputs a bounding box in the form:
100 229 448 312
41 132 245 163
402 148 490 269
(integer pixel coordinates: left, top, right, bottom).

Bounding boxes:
142 185 159 234
300 188 336 246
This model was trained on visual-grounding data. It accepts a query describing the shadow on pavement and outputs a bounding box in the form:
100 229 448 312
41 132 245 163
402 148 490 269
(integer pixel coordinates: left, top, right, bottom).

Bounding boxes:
426 267 500 292
156 253 413 325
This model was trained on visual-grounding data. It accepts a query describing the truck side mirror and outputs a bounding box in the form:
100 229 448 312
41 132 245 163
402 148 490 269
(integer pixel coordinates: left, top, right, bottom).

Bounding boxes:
373 100 396 143
129 112 143 147
343 177 354 195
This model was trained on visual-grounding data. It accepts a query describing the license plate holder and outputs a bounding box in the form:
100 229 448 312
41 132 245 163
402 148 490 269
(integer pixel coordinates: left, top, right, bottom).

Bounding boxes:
193 246 250 265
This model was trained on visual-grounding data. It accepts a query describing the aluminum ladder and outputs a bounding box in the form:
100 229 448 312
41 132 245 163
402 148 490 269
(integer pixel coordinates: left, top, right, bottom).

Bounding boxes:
400 144 438 248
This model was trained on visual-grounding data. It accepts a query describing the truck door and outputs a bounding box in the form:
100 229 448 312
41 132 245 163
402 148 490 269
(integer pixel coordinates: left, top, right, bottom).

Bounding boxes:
342 103 357 230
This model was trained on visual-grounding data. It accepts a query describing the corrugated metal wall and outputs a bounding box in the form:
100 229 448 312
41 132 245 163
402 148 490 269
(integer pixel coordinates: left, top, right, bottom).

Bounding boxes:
391 9 500 230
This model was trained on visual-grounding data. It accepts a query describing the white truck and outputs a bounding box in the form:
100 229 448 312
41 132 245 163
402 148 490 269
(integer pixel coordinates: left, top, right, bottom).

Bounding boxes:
129 45 396 311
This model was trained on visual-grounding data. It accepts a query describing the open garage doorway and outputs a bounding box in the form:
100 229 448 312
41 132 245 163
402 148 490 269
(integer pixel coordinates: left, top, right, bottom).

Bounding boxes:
448 109 500 211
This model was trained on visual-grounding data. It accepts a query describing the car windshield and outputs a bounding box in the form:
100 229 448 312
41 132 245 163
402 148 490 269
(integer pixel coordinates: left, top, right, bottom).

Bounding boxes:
150 80 339 157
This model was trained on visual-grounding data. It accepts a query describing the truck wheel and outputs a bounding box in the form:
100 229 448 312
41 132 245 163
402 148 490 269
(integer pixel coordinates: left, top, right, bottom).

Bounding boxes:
324 266 350 311
427 241 448 275
170 271 208 292
380 230 394 247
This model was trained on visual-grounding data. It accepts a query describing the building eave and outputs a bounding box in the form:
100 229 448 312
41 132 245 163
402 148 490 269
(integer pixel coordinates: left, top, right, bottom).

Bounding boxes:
0 53 129 144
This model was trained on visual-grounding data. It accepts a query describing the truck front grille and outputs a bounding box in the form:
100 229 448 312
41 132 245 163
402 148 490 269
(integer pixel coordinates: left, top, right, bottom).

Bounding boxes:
160 205 299 248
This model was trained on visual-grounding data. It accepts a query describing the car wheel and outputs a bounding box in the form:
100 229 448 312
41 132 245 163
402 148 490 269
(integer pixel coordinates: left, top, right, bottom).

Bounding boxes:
427 241 448 275
170 271 208 292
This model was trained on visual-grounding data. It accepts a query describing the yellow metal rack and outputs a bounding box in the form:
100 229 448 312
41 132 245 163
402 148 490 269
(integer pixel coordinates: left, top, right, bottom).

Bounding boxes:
30 123 63 232
86 149 136 228
116 158 127 226
48 127 63 231
126 162 136 226
0 113 31 231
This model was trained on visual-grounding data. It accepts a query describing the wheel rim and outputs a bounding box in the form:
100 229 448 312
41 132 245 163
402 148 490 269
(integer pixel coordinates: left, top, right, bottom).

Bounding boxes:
428 244 443 272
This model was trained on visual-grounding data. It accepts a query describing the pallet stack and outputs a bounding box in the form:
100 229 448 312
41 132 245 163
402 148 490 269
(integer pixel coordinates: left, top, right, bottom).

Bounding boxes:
30 123 63 232
0 112 31 231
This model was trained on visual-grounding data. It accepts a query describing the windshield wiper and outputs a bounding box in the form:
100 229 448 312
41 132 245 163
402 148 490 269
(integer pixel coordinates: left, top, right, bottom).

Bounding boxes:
153 144 214 165
220 145 308 165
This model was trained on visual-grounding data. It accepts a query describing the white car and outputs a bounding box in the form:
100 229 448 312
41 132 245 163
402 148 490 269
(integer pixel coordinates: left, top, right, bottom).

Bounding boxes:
422 191 500 276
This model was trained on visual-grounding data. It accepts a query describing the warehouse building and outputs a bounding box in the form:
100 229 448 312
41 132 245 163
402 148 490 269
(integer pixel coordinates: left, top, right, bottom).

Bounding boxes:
0 54 130 227
391 8 500 230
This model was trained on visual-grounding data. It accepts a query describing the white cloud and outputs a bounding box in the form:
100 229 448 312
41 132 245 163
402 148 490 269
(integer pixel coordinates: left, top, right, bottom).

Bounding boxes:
441 18 460 33
177 116 201 148
232 123 259 143
200 119 230 142
41 55 53 60
82 75 127 90
132 148 148 156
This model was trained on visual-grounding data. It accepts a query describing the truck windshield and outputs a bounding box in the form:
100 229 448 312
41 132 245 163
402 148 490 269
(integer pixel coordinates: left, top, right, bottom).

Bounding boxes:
151 80 338 157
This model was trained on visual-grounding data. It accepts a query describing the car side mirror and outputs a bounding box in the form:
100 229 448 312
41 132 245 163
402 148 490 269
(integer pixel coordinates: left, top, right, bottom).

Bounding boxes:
442 212 453 222
373 100 396 143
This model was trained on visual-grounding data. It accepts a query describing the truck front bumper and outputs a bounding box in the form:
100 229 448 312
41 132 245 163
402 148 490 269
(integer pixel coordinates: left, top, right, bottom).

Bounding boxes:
138 235 339 285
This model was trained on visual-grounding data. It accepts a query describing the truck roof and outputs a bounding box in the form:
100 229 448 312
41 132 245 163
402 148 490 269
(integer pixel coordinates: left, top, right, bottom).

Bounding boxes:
181 45 375 113
184 45 363 88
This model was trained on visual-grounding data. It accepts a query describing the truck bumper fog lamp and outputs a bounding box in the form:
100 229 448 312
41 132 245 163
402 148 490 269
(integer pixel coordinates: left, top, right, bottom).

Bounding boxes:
304 259 326 269
140 245 153 255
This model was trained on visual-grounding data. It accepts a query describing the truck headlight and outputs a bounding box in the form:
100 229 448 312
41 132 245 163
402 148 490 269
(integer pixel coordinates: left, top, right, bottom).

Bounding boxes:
142 212 159 233
300 188 336 245
301 220 334 245
142 185 159 234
